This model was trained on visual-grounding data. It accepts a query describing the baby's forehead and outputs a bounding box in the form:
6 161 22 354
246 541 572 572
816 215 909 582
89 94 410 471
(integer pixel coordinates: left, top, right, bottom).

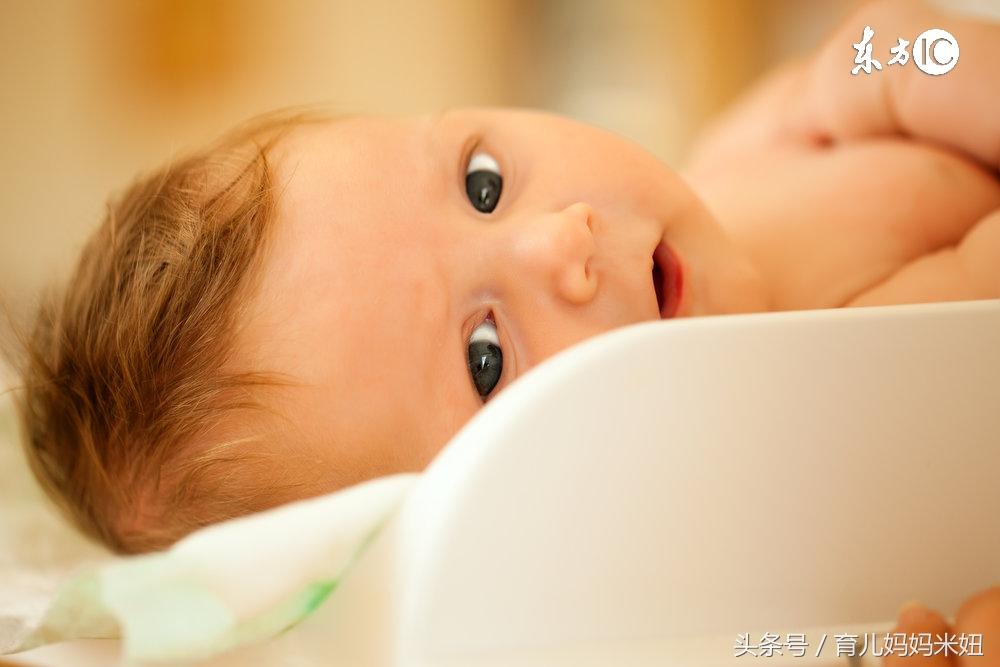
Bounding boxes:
269 116 443 236
235 113 477 471
272 115 428 168
246 114 447 373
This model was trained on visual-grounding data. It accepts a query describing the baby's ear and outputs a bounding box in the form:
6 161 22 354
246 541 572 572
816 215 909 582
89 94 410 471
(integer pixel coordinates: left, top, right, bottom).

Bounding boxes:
786 0 1000 172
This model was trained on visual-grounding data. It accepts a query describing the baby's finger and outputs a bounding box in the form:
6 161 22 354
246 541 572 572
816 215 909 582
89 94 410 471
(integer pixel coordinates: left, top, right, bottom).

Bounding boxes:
883 602 956 667
954 585 1000 666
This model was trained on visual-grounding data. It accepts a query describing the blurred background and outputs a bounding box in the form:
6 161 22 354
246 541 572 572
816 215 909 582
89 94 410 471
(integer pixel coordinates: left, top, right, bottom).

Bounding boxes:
1 0 998 340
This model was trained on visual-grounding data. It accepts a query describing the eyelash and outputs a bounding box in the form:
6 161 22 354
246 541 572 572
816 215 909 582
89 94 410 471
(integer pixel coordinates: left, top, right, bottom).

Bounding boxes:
460 136 483 186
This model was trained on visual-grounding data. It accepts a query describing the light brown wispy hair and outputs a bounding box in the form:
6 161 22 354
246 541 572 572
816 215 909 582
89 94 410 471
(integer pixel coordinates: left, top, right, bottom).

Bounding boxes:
10 109 328 554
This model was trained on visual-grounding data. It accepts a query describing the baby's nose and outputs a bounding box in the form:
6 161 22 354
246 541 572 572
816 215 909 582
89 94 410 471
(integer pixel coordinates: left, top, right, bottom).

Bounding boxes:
511 202 598 305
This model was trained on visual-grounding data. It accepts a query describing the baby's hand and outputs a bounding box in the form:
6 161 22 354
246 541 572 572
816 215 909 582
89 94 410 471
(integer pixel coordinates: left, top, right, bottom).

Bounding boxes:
884 586 1000 665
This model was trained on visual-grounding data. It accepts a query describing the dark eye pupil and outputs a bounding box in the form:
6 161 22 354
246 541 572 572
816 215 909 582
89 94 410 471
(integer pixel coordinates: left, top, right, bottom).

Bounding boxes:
465 170 502 213
468 339 503 398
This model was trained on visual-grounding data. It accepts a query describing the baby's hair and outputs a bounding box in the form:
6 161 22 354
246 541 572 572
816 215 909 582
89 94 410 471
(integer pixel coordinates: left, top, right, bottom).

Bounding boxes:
11 108 328 554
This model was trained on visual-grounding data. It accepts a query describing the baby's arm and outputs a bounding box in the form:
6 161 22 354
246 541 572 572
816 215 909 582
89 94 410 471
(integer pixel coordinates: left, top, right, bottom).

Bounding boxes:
788 0 1000 171
826 0 1000 305
686 0 1000 307
845 208 1000 307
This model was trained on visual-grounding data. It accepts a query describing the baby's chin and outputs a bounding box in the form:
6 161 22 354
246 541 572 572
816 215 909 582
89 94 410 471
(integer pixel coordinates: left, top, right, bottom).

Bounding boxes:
703 253 772 316
668 193 772 318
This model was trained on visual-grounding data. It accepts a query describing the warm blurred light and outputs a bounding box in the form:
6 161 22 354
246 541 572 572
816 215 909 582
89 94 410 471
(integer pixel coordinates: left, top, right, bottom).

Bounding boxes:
111 0 240 93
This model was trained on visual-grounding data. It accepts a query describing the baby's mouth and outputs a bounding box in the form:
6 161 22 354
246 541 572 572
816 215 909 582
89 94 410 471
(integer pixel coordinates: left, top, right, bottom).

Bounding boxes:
652 242 683 319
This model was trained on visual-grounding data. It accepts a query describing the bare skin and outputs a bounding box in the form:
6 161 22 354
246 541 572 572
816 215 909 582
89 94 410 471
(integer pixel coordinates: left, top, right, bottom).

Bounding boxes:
229 0 999 649
685 0 1000 310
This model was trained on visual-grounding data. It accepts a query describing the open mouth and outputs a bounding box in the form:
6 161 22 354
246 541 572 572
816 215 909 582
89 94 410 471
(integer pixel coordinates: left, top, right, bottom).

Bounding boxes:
651 242 683 319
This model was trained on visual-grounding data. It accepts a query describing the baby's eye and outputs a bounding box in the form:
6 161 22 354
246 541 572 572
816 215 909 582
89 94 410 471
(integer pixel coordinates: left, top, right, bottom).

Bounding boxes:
467 315 503 400
465 151 503 214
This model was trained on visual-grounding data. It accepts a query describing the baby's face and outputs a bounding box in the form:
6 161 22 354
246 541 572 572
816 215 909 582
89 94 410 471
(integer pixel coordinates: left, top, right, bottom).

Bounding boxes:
238 108 765 491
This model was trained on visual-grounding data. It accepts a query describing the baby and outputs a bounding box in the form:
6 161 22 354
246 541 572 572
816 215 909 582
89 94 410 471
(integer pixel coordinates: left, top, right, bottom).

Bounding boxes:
11 0 999 612
11 0 1000 653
